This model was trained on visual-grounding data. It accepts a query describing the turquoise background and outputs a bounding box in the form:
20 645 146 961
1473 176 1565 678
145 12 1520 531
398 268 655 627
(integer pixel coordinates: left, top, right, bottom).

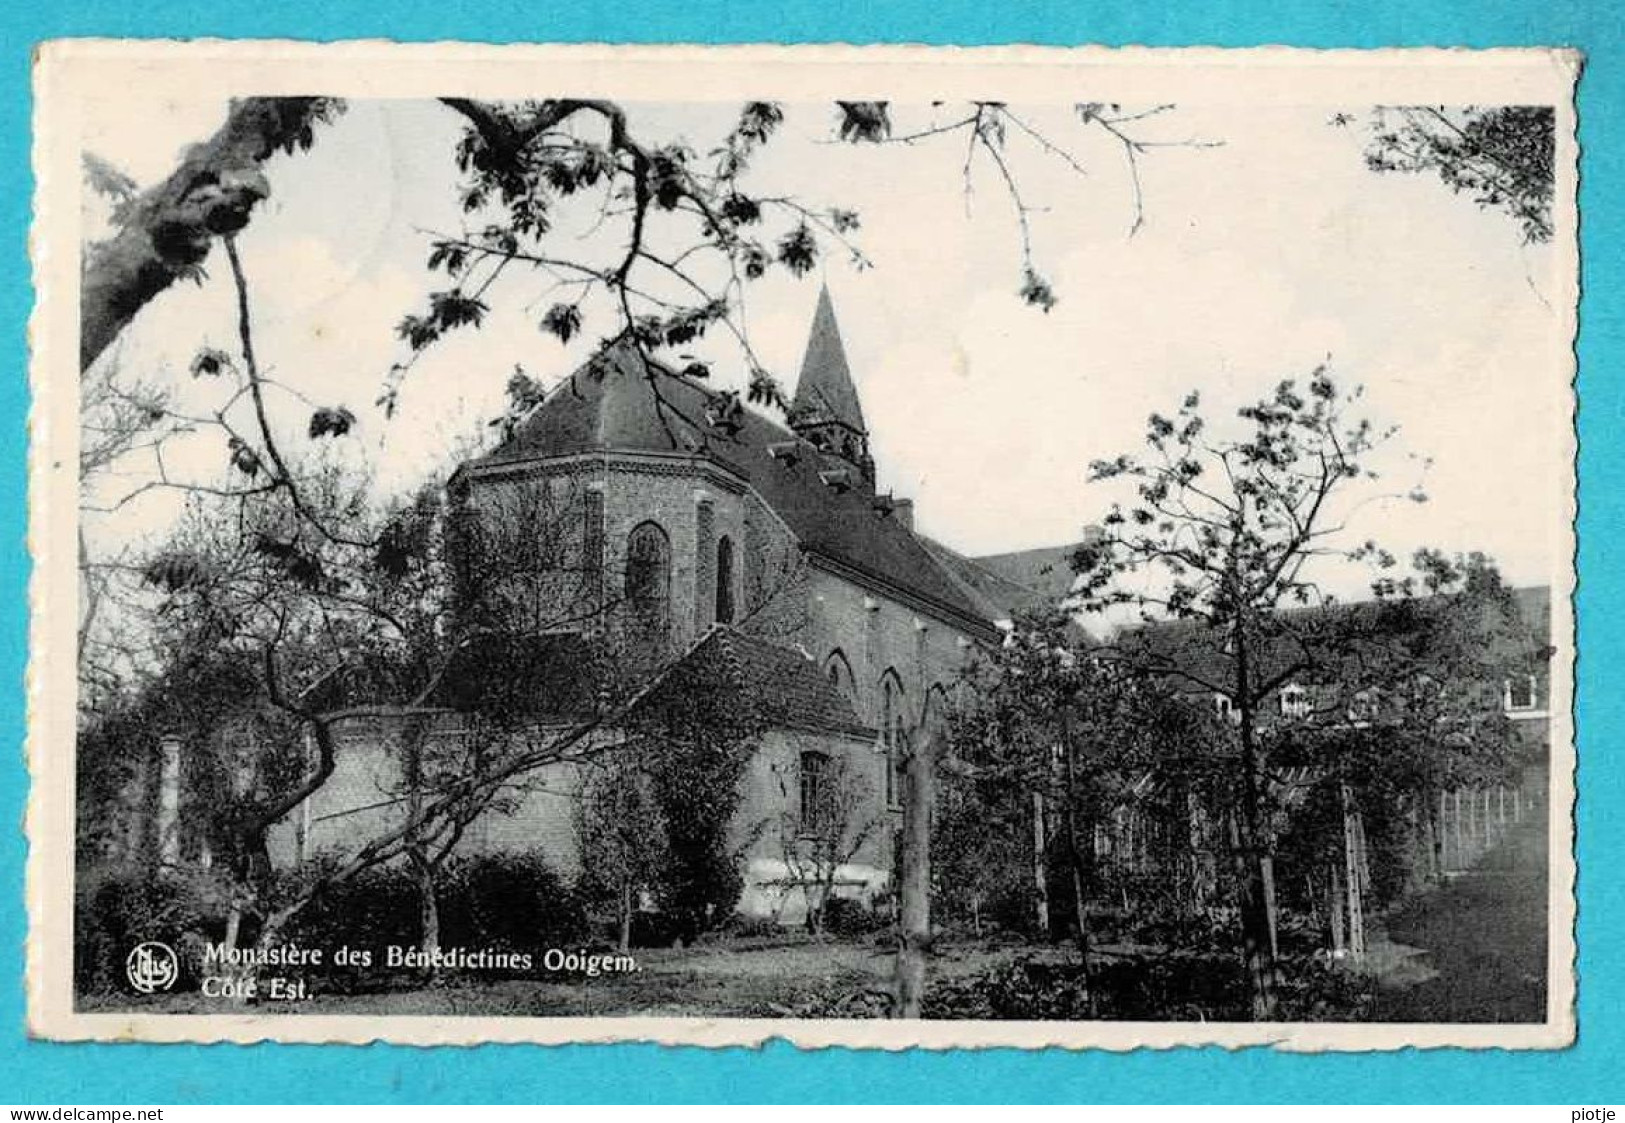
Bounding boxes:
3 0 1618 1105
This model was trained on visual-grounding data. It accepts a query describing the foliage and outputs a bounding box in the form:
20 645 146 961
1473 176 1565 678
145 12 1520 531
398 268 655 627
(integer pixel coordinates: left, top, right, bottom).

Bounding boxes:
575 752 669 947
922 951 1374 1021
279 852 586 990
773 746 880 936
942 610 1222 942
439 851 588 952
630 657 763 942
279 858 421 981
74 699 155 865
1359 106 1555 243
821 895 889 938
646 740 753 943
73 867 216 995
1074 370 1422 1017
1266 552 1543 921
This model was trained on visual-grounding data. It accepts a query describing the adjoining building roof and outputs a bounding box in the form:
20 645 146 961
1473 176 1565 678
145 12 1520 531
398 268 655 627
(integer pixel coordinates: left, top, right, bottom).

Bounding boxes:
474 340 1000 638
917 535 1063 622
434 631 604 717
790 285 867 436
1115 585 1553 697
970 543 1084 605
325 624 872 740
640 626 875 739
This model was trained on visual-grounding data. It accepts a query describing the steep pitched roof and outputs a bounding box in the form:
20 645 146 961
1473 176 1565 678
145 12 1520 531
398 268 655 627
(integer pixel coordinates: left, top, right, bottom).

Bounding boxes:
790 285 866 435
972 543 1084 604
475 345 999 638
917 536 1059 621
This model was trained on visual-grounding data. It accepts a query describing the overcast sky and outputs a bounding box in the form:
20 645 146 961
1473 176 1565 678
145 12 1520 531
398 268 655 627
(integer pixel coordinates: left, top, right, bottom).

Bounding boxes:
80 93 1570 598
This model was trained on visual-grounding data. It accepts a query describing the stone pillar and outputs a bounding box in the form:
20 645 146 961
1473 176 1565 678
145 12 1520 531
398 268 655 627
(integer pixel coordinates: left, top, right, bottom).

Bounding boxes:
156 733 182 867
582 482 605 616
862 595 881 711
912 616 929 697
693 491 715 637
743 511 761 612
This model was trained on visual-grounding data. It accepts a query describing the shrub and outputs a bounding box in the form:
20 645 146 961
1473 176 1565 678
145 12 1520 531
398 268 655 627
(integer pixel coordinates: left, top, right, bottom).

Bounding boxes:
629 909 689 948
277 860 421 991
924 957 1096 1020
277 851 585 990
74 865 216 996
714 914 786 942
821 895 889 938
284 860 421 953
439 851 587 954
924 951 1374 1021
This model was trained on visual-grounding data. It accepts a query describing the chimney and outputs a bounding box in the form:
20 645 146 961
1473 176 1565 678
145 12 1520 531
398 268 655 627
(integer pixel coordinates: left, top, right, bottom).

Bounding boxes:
892 497 914 531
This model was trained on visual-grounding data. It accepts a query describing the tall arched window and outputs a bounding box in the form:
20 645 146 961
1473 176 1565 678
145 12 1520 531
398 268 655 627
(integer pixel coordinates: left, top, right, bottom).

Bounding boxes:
714 535 736 625
880 671 906 809
923 684 948 742
624 521 671 640
824 650 856 702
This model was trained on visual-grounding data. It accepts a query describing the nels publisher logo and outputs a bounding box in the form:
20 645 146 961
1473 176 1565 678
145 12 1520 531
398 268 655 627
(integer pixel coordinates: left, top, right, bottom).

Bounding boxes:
125 941 179 994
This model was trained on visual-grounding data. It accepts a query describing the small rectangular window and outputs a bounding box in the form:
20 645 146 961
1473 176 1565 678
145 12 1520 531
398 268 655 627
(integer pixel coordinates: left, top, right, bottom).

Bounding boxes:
1506 675 1537 711
1349 689 1379 722
1280 685 1311 719
800 751 830 834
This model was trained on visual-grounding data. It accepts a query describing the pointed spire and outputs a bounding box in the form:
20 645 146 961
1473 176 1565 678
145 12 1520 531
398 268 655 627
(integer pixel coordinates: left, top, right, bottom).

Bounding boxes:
791 285 866 435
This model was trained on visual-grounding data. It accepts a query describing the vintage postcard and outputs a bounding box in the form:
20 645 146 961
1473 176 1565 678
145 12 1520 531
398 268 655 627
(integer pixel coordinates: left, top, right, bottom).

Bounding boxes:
28 40 1578 1049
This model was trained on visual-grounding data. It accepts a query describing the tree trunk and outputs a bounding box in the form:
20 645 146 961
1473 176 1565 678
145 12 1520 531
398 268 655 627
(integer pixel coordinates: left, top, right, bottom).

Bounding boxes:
810 880 827 939
1234 680 1279 1020
619 880 633 953
223 905 242 957
893 732 934 1018
403 716 436 962
1061 812 1099 1017
1031 791 1051 938
1226 613 1280 1020
413 853 441 959
80 98 337 371
1327 864 1346 956
1059 710 1097 1012
1428 792 1443 880
1261 854 1280 963
1341 785 1366 960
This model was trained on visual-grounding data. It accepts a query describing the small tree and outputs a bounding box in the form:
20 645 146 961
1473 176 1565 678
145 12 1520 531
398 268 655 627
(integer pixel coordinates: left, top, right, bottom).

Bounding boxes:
575 752 668 951
1269 550 1544 938
946 612 1219 983
932 760 1034 939
1075 370 1422 1019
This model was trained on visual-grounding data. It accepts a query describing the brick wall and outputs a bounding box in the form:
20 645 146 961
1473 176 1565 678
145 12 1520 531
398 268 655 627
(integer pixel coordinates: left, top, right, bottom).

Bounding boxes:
798 567 982 729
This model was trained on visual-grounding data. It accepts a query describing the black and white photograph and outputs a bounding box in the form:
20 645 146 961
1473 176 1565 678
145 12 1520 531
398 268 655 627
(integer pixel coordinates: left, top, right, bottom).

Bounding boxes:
29 42 1577 1048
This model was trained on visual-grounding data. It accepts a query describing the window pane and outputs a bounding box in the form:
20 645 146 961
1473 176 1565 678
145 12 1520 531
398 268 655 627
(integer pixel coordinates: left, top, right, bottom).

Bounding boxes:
625 522 671 637
715 536 735 624
800 751 829 833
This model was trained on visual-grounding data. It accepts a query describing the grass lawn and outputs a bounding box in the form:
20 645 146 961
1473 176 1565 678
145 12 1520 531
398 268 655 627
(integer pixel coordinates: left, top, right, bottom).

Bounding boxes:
1363 810 1549 1023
